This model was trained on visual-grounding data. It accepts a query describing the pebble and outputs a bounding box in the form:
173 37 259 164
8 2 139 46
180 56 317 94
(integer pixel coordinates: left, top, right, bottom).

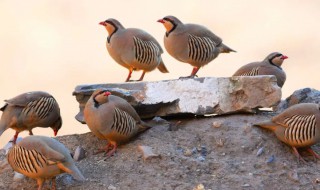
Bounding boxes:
256 147 264 156
242 184 250 187
73 146 86 161
212 121 222 128
13 172 25 181
184 149 193 157
267 155 275 163
288 170 299 182
108 184 117 190
197 156 206 162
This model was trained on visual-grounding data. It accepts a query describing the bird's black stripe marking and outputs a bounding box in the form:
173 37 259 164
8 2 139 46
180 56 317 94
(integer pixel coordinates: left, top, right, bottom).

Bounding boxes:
284 114 316 144
133 37 159 65
112 108 136 135
188 34 216 62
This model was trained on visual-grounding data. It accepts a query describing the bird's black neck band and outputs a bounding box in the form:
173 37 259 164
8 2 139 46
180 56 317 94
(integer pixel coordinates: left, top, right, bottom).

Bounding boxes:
107 25 118 43
166 23 177 37
93 96 100 108
268 59 282 70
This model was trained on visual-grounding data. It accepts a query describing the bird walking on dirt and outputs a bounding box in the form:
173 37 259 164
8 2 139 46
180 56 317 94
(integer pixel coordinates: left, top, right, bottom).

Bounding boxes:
7 135 85 190
99 18 169 82
233 52 288 87
0 91 62 144
157 15 235 78
254 103 320 163
83 89 151 157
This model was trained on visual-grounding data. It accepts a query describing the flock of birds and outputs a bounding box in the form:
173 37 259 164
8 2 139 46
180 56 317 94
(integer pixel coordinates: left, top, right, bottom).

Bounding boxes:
0 15 318 189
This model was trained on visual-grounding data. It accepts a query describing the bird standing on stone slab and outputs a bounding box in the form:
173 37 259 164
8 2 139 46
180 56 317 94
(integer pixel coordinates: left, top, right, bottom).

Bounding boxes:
7 135 85 190
157 15 235 78
99 18 169 82
254 103 320 163
233 52 288 87
83 89 151 157
0 91 62 144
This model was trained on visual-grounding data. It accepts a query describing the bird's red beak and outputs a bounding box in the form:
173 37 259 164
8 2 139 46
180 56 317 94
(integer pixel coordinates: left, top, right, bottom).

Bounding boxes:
104 91 111 96
99 21 106 26
54 129 58 136
281 55 288 59
157 19 165 23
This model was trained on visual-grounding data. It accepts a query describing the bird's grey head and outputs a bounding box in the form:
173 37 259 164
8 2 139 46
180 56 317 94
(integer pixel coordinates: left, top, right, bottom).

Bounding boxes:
92 89 112 108
99 18 125 42
51 116 62 137
157 15 182 36
265 52 288 67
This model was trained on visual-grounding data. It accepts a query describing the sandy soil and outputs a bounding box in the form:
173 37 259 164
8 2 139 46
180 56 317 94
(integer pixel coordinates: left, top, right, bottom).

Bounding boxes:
1 112 320 190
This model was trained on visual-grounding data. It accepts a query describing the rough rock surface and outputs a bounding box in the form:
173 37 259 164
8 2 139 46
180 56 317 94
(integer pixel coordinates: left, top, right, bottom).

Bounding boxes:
1 113 320 190
276 88 320 112
73 76 281 123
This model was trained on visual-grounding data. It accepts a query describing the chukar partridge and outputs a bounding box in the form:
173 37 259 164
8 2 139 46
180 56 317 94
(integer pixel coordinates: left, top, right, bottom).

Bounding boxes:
157 15 235 77
232 52 288 87
0 91 62 144
83 89 151 157
254 103 320 163
99 18 169 82
7 135 85 190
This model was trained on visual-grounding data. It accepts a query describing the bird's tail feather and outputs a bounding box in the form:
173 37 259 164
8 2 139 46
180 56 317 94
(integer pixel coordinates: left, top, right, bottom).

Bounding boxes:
157 60 169 73
59 163 85 181
137 120 152 133
220 44 236 53
253 120 277 131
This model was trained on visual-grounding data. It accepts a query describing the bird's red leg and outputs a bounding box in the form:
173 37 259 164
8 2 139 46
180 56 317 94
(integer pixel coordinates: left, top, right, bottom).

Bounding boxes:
138 71 146 81
125 69 133 82
307 148 320 161
94 142 113 155
105 142 117 158
292 147 307 163
12 131 19 144
190 67 200 77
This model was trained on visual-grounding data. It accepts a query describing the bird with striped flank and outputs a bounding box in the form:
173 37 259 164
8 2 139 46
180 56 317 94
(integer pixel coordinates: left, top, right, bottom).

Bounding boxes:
83 89 151 158
157 15 235 78
7 135 85 190
99 18 169 82
232 52 288 87
254 103 320 163
0 91 62 144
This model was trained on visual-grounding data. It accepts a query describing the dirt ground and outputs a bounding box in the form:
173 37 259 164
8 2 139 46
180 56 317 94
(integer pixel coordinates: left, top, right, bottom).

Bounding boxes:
1 112 320 190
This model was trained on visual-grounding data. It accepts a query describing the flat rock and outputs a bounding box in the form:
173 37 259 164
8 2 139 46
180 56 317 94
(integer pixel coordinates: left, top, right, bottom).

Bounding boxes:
276 88 320 112
73 76 281 123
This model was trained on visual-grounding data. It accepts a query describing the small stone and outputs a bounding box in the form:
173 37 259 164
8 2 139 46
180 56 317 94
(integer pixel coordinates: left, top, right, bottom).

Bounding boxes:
13 172 25 181
184 149 193 157
242 184 250 187
73 146 86 161
256 147 264 156
288 170 299 182
216 139 224 147
193 184 205 190
108 184 117 190
138 145 160 161
192 147 198 154
212 121 222 128
197 156 206 162
267 155 275 163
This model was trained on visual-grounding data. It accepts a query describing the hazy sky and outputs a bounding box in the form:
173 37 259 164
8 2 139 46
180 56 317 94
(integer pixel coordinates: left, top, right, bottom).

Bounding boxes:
1 0 320 146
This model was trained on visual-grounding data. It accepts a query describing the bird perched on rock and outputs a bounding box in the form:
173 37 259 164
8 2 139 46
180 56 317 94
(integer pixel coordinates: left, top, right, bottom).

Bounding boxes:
7 135 85 190
0 91 62 144
232 52 288 87
83 89 151 157
99 18 169 82
157 15 235 77
254 103 320 163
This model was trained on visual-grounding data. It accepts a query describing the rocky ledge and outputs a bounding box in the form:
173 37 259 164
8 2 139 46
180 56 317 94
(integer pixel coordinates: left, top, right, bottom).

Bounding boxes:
73 76 281 123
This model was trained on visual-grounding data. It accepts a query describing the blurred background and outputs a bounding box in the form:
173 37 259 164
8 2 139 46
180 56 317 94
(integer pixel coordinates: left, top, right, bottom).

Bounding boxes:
1 0 320 146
